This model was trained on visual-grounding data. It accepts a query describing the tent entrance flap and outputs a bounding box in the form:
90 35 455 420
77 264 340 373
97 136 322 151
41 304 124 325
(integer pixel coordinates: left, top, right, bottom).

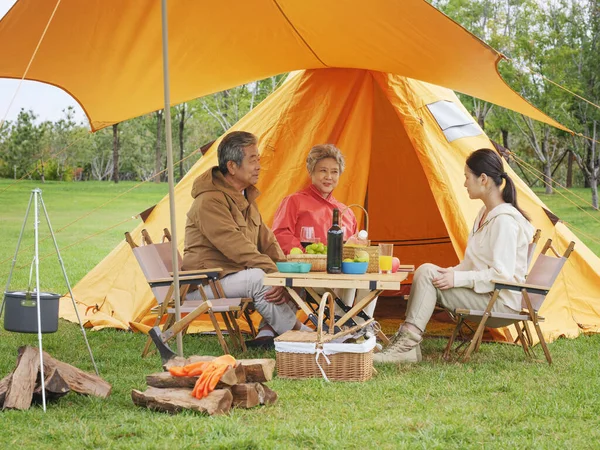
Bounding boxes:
367 78 458 269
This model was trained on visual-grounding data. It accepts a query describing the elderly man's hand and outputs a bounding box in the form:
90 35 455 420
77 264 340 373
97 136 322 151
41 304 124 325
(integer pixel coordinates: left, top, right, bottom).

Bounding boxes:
432 267 454 290
265 286 290 305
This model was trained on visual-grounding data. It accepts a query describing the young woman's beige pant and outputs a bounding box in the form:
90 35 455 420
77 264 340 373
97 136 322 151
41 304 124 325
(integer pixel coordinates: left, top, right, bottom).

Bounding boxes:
406 263 515 332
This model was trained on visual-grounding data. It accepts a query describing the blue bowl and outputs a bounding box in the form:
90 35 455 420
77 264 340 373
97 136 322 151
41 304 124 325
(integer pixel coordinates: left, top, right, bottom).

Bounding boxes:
276 262 312 273
341 261 368 274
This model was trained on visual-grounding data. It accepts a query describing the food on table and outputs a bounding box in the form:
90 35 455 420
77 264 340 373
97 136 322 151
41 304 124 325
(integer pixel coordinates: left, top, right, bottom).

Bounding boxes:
305 242 327 255
354 250 370 263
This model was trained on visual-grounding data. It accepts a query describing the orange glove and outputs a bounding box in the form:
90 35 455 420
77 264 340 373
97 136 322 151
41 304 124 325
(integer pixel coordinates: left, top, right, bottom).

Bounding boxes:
189 355 236 400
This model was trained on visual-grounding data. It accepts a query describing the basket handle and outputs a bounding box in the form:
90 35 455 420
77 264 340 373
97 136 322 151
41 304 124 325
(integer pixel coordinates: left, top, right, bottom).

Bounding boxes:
316 291 335 344
340 203 369 233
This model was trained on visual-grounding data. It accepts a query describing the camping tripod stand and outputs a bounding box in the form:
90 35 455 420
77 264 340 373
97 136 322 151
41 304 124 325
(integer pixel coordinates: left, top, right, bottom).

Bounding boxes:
1 188 98 412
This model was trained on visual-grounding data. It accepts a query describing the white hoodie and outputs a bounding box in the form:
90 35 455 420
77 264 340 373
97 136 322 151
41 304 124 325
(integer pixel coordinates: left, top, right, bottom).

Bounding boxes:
453 203 535 311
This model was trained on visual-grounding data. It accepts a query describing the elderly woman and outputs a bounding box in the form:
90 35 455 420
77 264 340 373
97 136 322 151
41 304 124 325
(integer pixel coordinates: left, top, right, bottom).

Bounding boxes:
272 144 357 254
272 144 380 321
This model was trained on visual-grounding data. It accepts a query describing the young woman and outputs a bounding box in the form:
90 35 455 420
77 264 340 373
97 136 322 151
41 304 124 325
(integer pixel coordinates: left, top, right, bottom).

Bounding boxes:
374 148 535 363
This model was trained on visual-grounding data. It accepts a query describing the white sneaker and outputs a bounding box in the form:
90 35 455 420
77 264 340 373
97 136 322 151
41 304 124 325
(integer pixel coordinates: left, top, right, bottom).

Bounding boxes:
373 328 423 363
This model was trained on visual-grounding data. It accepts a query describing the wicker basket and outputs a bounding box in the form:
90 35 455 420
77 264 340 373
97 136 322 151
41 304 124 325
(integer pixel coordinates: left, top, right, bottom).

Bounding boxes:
274 292 374 382
340 204 379 273
286 254 326 272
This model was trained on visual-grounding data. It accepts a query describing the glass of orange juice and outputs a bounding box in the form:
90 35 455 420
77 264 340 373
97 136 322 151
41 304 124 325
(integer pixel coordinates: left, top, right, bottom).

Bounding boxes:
378 243 394 274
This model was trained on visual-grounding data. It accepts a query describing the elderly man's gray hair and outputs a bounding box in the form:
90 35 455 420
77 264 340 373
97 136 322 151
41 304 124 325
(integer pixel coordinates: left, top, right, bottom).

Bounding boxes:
218 131 258 175
306 144 346 175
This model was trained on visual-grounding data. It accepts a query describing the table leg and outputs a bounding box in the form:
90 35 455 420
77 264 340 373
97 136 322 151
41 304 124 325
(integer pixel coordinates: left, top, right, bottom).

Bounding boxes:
286 287 316 321
334 290 380 328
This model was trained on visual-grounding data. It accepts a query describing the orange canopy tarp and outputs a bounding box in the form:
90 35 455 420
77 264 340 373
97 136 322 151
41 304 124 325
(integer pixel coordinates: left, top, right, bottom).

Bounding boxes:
0 0 568 132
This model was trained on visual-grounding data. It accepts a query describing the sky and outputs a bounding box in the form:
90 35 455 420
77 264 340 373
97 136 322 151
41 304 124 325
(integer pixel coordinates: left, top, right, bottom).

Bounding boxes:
0 0 88 127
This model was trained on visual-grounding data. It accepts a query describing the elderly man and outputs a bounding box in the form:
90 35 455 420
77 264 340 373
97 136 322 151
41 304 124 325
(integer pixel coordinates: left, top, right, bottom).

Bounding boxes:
182 131 310 348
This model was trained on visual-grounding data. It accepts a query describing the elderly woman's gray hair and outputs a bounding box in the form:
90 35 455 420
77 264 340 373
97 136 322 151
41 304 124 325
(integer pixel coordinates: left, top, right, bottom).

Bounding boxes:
218 131 258 175
306 144 346 175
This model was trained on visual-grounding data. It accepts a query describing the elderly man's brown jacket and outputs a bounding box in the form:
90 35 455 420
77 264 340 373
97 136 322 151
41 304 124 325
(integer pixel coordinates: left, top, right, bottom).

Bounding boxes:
182 166 285 278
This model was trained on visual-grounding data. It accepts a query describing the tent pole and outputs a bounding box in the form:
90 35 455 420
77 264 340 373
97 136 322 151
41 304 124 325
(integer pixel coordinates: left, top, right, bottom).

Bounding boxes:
161 0 183 357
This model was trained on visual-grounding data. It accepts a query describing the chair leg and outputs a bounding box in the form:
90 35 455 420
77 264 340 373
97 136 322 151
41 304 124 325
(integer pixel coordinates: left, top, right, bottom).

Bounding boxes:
228 311 247 352
444 316 464 361
208 311 230 354
462 314 489 362
514 322 532 358
521 320 537 359
141 303 171 358
243 309 257 337
532 320 552 365
220 312 240 350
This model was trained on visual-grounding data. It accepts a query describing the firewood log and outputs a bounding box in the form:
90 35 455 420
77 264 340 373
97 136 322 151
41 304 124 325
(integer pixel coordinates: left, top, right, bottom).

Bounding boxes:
131 387 232 415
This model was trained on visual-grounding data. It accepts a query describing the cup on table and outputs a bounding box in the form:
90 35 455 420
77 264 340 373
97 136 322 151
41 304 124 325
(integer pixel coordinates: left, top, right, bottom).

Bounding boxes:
300 226 316 248
378 243 394 274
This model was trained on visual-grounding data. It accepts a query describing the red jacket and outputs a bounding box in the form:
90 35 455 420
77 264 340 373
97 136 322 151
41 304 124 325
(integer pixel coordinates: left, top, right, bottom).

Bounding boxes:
272 185 358 254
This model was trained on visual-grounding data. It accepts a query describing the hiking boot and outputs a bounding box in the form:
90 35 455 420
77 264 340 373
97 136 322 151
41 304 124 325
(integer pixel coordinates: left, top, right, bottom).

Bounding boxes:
373 328 423 363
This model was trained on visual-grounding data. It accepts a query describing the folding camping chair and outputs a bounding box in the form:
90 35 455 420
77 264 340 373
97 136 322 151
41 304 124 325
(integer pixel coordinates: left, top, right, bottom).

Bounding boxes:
125 230 250 357
444 229 542 329
443 237 575 364
157 228 256 340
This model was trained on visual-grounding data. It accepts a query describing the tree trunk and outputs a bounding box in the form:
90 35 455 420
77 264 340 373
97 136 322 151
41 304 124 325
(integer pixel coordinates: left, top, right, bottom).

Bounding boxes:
566 149 574 188
154 110 163 183
585 140 592 188
591 121 598 210
501 128 509 149
178 104 185 181
542 132 552 194
112 123 119 183
39 158 45 183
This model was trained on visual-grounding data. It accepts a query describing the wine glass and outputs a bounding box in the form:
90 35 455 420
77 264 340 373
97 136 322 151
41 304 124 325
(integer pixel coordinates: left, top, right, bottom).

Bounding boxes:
300 226 316 248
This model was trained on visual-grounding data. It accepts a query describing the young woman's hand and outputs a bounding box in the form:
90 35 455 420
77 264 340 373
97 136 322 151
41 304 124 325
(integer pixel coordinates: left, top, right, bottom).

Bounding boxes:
433 267 454 290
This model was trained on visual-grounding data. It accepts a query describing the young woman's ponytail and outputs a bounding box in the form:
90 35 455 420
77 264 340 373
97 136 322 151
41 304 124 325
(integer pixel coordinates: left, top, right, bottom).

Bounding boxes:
466 149 530 221
500 172 530 221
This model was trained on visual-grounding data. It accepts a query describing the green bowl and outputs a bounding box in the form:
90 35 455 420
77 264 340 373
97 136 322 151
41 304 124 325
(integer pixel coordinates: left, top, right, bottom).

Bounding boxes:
276 262 312 273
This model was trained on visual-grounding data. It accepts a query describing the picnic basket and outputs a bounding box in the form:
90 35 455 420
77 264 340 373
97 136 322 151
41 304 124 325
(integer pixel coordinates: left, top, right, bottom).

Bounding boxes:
274 292 375 382
340 204 379 273
286 253 326 272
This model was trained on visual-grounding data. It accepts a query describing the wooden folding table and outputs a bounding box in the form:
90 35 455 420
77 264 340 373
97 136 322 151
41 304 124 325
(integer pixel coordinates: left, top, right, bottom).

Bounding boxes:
263 267 413 344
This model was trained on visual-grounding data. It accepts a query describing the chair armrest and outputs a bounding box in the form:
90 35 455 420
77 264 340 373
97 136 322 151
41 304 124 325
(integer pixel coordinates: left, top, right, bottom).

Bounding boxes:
169 268 223 279
491 280 550 295
148 274 207 287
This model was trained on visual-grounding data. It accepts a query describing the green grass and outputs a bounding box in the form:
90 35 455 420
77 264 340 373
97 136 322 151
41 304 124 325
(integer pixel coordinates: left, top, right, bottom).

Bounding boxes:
533 187 600 256
0 180 599 449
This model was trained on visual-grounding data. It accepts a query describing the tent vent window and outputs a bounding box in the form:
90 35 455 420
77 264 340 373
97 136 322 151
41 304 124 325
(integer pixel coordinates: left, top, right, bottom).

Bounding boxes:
427 100 483 142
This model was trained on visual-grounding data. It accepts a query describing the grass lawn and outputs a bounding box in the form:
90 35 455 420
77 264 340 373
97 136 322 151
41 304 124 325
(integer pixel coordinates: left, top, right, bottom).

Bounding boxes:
0 179 599 449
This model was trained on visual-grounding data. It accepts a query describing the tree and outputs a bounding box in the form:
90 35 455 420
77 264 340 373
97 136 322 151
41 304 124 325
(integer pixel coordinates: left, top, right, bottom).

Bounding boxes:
112 123 120 183
0 109 44 179
154 110 163 183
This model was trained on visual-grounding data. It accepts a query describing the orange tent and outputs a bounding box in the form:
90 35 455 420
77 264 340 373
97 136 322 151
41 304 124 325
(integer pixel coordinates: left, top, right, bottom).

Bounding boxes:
60 69 600 342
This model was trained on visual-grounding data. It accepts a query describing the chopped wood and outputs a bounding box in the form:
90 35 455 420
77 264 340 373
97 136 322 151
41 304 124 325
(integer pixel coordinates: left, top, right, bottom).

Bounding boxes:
258 383 278 405
239 359 275 382
33 368 70 402
0 372 12 407
229 383 278 408
3 346 40 410
230 383 259 408
0 345 111 411
37 349 111 398
163 356 274 382
147 363 245 389
131 386 232 416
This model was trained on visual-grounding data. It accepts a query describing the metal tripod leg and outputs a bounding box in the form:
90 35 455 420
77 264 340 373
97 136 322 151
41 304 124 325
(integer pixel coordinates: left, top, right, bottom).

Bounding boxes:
1 192 34 317
39 193 99 376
